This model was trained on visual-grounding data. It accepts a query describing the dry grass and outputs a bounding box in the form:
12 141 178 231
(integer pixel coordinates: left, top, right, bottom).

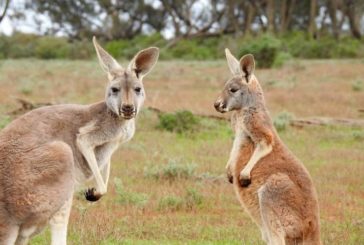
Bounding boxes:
0 59 363 244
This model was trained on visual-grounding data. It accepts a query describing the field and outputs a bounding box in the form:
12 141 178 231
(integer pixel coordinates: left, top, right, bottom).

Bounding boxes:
0 59 363 244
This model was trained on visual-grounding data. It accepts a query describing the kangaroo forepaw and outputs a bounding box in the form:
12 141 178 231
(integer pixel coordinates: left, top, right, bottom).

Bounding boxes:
239 177 251 188
84 188 103 202
227 173 233 184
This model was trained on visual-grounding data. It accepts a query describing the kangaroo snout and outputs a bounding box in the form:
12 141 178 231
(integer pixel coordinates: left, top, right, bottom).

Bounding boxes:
121 104 136 119
214 100 227 113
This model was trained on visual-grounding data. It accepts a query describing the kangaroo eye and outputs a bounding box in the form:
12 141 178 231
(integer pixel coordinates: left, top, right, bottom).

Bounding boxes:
229 88 238 93
111 87 120 93
134 87 141 93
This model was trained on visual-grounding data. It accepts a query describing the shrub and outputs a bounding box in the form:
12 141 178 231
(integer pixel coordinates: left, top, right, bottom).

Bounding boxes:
157 110 199 133
184 188 203 210
168 37 219 60
35 36 70 59
238 34 282 68
273 52 292 68
68 40 94 59
273 111 294 131
158 196 184 211
158 188 203 211
105 40 130 58
106 33 166 59
145 160 196 181
113 178 149 207
5 33 38 58
352 80 363 92
0 116 11 129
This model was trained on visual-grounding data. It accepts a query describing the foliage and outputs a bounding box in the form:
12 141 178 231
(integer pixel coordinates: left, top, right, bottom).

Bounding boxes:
239 34 282 68
273 111 294 132
113 177 149 207
1 32 364 63
144 160 196 181
35 37 70 59
352 80 363 92
157 110 200 134
158 188 203 211
0 115 11 129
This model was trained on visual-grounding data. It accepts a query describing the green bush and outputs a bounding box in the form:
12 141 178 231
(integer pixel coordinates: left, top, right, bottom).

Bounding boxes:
68 40 94 59
3 33 38 58
0 115 11 129
1 31 364 60
105 40 130 59
273 111 294 131
158 188 203 211
352 80 363 92
167 37 219 60
145 160 196 181
184 188 203 210
35 37 70 59
239 34 282 68
158 196 184 211
113 178 149 207
284 32 362 59
105 33 166 59
157 110 200 133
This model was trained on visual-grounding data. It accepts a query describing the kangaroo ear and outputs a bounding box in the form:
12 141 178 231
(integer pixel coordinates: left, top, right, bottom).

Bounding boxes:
93 36 122 74
225 48 241 76
128 47 159 79
239 54 255 82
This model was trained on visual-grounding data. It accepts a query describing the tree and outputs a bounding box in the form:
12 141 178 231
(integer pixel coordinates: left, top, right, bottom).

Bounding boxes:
22 0 166 40
0 0 10 24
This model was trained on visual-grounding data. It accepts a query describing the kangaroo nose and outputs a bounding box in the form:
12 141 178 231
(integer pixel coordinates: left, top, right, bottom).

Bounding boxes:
214 101 226 110
122 104 135 113
214 101 221 110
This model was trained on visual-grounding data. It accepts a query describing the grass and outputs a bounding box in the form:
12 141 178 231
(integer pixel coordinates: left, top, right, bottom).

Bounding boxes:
0 59 363 244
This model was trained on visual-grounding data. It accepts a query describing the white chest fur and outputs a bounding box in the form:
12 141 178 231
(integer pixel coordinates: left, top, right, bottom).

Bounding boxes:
116 119 135 143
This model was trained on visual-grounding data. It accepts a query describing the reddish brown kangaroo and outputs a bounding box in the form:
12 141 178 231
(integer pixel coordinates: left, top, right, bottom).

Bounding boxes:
214 49 321 245
0 37 159 245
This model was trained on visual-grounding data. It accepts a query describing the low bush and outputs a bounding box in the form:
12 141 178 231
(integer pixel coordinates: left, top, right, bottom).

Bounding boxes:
35 36 70 59
352 80 363 92
145 160 196 181
157 110 200 134
1 32 364 62
158 188 203 211
113 178 149 207
239 34 282 68
273 111 294 131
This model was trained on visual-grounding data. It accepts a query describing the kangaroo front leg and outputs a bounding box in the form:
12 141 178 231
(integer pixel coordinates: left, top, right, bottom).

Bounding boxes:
102 161 111 188
239 141 272 187
77 139 107 201
226 130 246 184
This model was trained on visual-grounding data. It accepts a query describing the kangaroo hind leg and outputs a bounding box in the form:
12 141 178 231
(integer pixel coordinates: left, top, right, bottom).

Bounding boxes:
258 173 305 245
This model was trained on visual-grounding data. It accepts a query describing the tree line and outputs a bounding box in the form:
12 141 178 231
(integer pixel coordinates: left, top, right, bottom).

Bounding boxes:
2 0 363 41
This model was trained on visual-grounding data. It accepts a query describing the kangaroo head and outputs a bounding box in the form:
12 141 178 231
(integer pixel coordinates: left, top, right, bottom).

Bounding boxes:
214 48 262 113
93 37 159 119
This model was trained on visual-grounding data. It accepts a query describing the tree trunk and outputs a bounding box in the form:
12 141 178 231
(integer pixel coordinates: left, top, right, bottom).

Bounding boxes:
345 0 361 39
0 0 10 24
308 0 317 39
227 0 238 34
266 0 275 33
280 0 287 33
280 0 296 33
327 0 339 39
244 2 255 36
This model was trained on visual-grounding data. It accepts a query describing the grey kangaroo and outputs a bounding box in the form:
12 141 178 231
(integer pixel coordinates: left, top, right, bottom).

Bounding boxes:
0 37 159 245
